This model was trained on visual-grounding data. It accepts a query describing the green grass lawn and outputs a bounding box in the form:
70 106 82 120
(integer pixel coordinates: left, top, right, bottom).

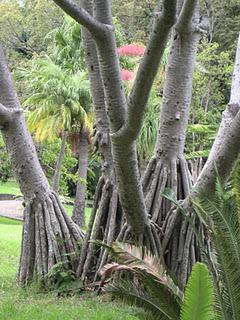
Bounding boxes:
0 217 142 320
0 180 21 195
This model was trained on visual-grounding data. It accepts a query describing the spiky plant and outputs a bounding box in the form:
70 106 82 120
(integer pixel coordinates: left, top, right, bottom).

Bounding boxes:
99 242 213 320
180 263 213 320
194 175 240 320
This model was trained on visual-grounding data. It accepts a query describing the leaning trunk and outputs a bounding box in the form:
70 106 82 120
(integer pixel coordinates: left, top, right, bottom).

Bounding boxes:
72 130 89 227
0 45 84 287
52 132 67 193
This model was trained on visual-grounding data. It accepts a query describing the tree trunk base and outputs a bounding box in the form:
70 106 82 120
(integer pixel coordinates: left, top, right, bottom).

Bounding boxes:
76 174 122 282
77 156 203 286
18 191 84 287
143 156 203 284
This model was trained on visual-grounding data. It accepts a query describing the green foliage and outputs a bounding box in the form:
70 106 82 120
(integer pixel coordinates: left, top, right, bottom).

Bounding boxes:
212 0 240 56
194 176 240 320
0 135 12 183
99 242 214 320
23 58 92 140
38 139 78 195
99 242 182 320
20 16 92 141
112 0 158 43
137 90 160 163
47 15 85 73
0 0 63 63
180 263 213 320
186 41 233 159
45 261 83 295
0 218 140 320
232 158 240 217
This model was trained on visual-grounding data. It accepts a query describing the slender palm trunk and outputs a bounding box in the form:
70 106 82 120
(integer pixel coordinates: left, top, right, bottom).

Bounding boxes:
72 130 89 227
52 132 67 193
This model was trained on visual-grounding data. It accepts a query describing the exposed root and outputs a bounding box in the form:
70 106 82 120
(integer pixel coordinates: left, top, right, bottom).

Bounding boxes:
143 156 203 284
18 191 84 287
77 175 122 282
78 156 203 285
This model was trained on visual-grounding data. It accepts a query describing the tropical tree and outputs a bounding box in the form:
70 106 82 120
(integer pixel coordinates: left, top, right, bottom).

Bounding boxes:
53 0 240 284
24 58 91 192
1 0 240 288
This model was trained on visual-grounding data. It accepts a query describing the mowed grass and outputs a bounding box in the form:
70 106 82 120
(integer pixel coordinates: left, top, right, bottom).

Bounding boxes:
0 217 141 320
0 180 21 195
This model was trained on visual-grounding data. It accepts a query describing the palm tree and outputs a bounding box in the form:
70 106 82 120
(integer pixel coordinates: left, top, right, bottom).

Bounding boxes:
24 57 92 186
23 17 93 227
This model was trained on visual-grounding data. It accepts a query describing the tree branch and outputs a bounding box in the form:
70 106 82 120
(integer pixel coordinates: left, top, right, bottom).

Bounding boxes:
176 0 199 33
0 44 20 110
194 34 240 197
119 0 177 140
52 0 107 39
92 1 127 134
94 0 112 25
229 33 240 106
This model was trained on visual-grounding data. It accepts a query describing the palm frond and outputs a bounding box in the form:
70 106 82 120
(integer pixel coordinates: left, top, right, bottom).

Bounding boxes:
195 176 240 320
180 263 214 320
99 242 182 319
106 280 178 320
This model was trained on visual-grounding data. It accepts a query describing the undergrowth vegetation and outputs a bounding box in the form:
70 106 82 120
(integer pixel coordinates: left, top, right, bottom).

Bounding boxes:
0 217 141 320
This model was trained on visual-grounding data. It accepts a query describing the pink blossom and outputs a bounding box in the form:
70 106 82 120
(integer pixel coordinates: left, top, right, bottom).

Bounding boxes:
121 69 135 81
117 44 145 57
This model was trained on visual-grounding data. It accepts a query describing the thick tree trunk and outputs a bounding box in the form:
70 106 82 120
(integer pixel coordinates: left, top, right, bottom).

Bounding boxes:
142 3 202 283
73 1 120 280
161 33 240 284
52 132 67 193
53 0 177 237
53 0 209 285
72 130 89 227
0 45 84 287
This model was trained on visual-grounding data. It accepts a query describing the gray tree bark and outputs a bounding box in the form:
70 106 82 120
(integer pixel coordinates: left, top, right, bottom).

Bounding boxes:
162 33 240 283
73 0 120 281
53 0 177 240
52 131 67 193
194 33 240 196
52 0 240 287
52 0 177 281
142 0 202 283
0 45 84 286
72 129 89 227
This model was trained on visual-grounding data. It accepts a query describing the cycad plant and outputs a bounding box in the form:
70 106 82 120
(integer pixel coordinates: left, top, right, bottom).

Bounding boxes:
99 242 213 320
165 169 240 320
193 173 240 320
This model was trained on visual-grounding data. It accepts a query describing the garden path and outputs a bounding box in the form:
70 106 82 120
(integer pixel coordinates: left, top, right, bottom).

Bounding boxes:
0 200 23 220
